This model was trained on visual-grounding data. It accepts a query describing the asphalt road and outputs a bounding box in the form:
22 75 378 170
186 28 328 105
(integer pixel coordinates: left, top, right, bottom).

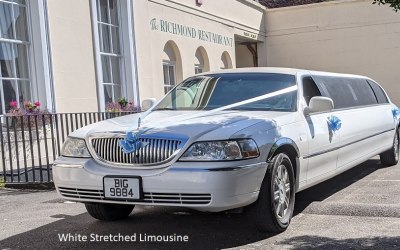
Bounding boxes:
0 158 399 250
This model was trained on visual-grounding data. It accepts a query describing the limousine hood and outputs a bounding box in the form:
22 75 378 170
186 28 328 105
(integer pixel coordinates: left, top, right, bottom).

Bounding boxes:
70 110 290 141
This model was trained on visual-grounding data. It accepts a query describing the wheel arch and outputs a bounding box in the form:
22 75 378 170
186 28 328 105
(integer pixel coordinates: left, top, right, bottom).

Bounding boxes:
267 138 300 192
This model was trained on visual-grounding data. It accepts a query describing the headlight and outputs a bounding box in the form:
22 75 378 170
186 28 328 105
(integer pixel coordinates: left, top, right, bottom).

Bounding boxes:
61 137 91 158
179 139 259 161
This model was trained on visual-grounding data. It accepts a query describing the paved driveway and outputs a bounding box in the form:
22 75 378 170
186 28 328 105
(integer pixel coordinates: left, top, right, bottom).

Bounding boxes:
0 158 399 249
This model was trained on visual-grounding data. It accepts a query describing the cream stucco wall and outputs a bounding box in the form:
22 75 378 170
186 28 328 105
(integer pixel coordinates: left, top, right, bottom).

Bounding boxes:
47 0 99 113
265 0 400 105
43 0 400 112
133 0 267 101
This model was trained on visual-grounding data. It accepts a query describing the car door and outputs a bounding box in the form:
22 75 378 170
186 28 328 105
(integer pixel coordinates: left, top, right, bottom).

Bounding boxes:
301 75 340 184
334 79 394 170
311 76 394 171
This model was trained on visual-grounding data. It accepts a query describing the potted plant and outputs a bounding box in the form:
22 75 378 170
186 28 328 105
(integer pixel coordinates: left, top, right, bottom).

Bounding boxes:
105 98 139 118
5 100 51 130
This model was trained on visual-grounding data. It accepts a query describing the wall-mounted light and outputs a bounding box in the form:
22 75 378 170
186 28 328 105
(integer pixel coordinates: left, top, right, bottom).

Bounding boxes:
196 0 203 6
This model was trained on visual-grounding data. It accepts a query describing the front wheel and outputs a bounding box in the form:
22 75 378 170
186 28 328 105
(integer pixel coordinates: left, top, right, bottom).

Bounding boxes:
85 203 135 221
380 128 399 166
247 153 296 233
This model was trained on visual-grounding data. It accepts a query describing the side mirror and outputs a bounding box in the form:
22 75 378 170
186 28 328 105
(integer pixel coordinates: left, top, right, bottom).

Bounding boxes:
307 96 334 114
141 98 157 111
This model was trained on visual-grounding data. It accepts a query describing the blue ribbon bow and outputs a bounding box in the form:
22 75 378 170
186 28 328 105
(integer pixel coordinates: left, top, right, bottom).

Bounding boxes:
119 131 148 154
327 115 342 133
392 108 400 121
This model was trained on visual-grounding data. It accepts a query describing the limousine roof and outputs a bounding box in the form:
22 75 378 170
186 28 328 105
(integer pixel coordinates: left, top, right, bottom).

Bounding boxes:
202 67 370 80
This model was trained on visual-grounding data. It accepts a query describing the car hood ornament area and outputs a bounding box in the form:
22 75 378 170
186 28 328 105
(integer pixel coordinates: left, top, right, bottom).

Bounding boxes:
119 131 149 154
118 85 298 155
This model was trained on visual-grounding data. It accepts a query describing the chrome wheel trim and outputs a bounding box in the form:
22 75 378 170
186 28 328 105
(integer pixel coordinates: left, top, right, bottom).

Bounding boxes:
273 164 291 219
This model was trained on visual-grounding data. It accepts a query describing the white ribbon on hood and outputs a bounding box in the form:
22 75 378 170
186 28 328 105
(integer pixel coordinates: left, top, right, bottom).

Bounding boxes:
135 85 298 132
119 85 298 153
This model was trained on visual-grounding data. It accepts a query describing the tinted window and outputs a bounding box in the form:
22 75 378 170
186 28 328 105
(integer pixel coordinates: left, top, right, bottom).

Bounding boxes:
302 76 321 105
312 76 355 109
311 76 377 109
367 80 389 104
349 78 378 106
154 73 297 112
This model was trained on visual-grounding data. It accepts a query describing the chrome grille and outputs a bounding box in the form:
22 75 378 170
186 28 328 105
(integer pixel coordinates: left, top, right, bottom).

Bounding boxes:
90 137 182 165
144 192 212 205
58 187 211 205
58 187 103 200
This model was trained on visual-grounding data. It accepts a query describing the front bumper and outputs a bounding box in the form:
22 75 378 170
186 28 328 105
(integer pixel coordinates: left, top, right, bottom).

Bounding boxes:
52 157 268 212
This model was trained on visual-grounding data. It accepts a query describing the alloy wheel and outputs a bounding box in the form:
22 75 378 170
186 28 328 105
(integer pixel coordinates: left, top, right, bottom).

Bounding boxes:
273 164 291 219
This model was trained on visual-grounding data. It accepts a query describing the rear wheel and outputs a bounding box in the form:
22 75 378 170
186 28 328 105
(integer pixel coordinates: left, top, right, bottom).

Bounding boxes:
247 153 295 233
380 128 399 166
85 203 134 221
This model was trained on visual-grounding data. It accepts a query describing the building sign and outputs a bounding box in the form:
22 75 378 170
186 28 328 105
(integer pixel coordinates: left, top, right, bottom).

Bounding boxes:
243 31 257 40
150 18 233 47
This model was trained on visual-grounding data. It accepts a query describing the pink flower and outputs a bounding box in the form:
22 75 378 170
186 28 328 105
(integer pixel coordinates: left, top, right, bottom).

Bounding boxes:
23 101 38 112
9 100 17 108
34 101 41 107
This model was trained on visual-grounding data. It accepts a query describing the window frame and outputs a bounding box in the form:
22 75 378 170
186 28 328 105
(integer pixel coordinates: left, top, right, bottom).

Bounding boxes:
194 63 203 75
95 0 123 105
90 0 139 111
162 60 176 94
367 80 390 104
0 0 53 115
300 75 321 106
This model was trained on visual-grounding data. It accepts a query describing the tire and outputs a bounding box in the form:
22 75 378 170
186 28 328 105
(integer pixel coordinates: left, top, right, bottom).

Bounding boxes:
247 153 296 233
85 203 134 221
380 128 399 166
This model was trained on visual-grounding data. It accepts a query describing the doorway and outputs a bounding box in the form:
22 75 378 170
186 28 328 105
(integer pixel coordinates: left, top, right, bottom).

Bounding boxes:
235 36 258 68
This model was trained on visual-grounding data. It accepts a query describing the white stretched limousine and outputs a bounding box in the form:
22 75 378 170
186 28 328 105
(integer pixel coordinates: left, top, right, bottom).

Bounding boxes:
53 68 399 233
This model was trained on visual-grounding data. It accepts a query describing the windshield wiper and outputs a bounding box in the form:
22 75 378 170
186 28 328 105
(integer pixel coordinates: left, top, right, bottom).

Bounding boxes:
228 107 272 111
152 108 176 111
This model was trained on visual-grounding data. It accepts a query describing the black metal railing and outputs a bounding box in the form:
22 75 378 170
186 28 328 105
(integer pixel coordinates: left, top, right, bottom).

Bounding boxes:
0 112 136 184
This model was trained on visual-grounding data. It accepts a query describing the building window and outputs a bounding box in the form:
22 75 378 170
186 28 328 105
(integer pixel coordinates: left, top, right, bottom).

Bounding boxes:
92 0 139 110
194 47 209 75
162 41 182 95
220 51 233 69
96 0 122 104
0 0 31 114
163 61 176 94
194 64 203 74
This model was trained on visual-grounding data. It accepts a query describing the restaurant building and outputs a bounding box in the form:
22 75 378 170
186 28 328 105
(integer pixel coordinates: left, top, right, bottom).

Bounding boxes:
132 0 267 104
0 0 399 115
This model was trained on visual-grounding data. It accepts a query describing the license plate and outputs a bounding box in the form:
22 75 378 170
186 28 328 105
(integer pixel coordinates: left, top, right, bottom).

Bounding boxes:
103 176 142 200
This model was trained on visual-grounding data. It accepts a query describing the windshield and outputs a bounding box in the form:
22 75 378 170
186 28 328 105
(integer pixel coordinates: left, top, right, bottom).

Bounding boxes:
153 73 297 112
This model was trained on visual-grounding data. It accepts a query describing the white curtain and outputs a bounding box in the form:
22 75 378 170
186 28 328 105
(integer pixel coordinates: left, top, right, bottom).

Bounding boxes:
0 2 13 40
0 42 14 78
